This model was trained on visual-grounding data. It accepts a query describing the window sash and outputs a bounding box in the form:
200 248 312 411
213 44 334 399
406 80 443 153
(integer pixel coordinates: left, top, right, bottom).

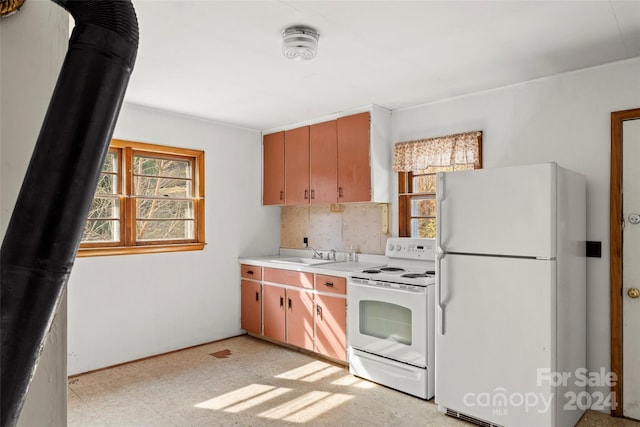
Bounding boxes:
398 132 482 238
79 139 205 256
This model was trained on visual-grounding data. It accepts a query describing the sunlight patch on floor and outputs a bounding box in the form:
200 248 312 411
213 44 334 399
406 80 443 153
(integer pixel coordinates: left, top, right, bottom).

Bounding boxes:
258 390 354 423
275 360 335 382
195 383 292 412
331 374 376 388
193 359 360 422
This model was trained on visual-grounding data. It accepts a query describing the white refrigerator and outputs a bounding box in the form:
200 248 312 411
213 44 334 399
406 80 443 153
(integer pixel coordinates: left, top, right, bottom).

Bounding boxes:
434 163 586 427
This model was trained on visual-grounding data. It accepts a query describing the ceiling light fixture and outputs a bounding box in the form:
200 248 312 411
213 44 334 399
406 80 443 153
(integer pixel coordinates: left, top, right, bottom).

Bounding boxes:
282 25 319 61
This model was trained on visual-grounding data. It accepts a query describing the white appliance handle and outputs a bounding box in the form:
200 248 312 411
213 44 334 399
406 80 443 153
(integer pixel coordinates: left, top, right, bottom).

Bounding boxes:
436 172 445 254
436 253 445 335
436 172 445 335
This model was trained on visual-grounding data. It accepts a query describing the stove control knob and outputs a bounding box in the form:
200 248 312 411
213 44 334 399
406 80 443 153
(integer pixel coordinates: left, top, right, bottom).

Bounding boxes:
395 245 402 252
388 244 395 251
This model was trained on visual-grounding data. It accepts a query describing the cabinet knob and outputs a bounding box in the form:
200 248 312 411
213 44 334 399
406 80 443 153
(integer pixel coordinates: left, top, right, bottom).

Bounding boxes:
324 282 334 288
316 305 323 319
255 291 259 302
629 288 640 299
246 270 254 275
279 191 284 201
338 187 343 198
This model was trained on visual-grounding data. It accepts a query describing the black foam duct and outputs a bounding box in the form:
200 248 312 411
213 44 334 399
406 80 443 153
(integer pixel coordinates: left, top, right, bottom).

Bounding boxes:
0 1 138 425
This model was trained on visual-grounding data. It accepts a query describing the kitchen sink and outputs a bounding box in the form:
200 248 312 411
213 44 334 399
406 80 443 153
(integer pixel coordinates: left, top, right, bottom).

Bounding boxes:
270 257 338 266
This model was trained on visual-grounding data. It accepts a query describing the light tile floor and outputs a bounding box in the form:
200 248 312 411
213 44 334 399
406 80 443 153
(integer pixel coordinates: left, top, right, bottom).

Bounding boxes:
68 335 639 426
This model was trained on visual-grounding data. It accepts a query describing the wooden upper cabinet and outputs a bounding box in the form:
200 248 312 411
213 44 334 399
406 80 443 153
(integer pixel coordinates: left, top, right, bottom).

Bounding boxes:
337 112 371 203
262 108 389 206
263 131 285 205
284 126 310 205
310 120 338 204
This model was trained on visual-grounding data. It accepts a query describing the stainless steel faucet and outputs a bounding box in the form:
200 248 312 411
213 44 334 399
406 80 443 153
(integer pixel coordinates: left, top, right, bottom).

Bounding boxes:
309 247 323 259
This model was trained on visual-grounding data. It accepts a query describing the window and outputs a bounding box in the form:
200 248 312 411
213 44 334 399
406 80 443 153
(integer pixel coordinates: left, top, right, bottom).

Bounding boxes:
394 131 482 238
79 139 205 256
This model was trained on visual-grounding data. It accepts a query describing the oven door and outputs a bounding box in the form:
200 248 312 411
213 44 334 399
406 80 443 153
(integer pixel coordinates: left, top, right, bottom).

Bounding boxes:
347 278 427 367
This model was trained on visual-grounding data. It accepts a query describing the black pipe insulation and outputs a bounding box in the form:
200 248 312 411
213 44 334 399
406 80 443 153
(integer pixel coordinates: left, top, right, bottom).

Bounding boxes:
0 1 138 425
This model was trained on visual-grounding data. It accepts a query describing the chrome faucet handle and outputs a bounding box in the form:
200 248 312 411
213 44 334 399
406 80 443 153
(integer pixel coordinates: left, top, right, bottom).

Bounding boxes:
330 249 336 260
309 247 323 259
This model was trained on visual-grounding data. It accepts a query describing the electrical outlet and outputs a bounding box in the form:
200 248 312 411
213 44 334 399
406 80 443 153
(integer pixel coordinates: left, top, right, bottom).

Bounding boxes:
303 237 308 248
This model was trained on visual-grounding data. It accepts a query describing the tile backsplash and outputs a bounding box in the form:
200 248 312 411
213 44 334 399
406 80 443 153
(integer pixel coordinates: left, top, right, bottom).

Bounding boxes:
281 203 389 255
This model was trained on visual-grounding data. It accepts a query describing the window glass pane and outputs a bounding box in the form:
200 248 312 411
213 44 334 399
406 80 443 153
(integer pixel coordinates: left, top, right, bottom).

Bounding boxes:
137 219 194 241
410 198 436 217
359 300 411 345
411 218 436 238
87 197 119 219
412 174 436 193
133 156 190 178
95 173 117 195
82 220 119 242
102 152 117 173
136 199 194 219
133 176 191 198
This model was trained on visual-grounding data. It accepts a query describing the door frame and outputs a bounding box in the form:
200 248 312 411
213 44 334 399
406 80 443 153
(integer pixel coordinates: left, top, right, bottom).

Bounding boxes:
610 107 640 417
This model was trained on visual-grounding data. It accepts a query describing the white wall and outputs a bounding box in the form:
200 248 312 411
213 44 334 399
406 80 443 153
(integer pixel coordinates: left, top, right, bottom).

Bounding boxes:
67 103 281 375
0 0 69 425
389 57 640 411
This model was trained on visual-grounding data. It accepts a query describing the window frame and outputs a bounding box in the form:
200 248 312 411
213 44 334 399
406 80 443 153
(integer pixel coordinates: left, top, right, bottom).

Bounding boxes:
78 139 205 257
398 135 482 238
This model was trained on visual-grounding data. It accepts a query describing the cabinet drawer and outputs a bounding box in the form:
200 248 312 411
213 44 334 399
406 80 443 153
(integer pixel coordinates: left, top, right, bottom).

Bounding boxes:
241 264 262 280
315 274 346 295
264 268 314 289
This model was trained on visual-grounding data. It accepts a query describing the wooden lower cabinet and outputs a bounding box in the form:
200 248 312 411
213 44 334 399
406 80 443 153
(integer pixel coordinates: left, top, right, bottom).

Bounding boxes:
241 265 347 363
286 288 314 351
315 294 347 362
240 280 261 335
263 284 314 350
263 284 286 342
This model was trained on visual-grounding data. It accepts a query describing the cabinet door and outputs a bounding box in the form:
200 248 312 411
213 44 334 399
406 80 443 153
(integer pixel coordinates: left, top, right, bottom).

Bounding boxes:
263 131 285 205
315 294 347 361
263 284 286 342
284 126 310 205
337 112 371 203
310 120 338 204
240 280 261 335
286 288 315 351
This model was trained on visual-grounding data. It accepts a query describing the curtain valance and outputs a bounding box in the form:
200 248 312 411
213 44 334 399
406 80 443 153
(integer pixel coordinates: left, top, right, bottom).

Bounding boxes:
392 131 482 172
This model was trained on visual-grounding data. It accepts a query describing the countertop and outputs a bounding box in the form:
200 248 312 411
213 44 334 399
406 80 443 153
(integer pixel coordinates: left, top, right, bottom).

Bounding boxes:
239 250 387 277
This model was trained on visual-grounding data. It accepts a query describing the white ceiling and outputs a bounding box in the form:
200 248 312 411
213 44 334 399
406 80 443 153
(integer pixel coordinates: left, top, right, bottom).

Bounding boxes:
125 0 640 131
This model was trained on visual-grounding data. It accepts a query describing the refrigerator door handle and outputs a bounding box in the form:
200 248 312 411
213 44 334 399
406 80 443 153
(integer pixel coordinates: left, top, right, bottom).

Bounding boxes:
436 172 445 254
436 252 445 335
436 172 446 335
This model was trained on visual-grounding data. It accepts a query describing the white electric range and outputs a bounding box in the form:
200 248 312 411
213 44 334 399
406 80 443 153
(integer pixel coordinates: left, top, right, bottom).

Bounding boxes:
347 237 436 399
